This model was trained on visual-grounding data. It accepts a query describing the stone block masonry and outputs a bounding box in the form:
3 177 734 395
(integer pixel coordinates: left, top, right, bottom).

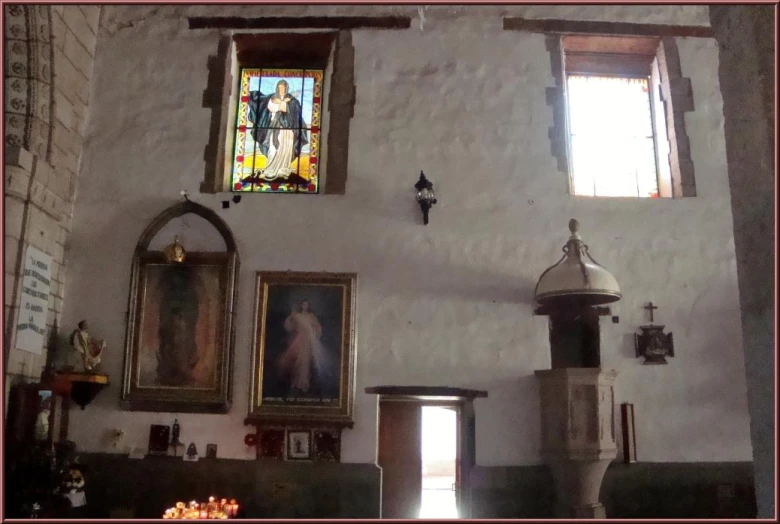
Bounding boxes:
4 5 100 382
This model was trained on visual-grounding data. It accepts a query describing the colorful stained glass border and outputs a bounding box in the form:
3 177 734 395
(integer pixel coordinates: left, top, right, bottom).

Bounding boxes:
231 68 324 194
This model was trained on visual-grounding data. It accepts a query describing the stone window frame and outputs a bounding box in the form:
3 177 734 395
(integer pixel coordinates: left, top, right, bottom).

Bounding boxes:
201 30 356 195
547 34 697 198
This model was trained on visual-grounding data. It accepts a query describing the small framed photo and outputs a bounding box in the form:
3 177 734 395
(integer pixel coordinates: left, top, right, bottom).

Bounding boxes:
205 443 217 459
148 425 170 456
287 430 311 460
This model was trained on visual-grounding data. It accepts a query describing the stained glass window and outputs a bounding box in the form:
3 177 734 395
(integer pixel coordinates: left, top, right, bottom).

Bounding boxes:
566 74 661 198
231 68 324 193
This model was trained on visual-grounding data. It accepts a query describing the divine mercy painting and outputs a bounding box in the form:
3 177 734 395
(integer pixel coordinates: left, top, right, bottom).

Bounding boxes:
232 68 323 194
249 272 357 426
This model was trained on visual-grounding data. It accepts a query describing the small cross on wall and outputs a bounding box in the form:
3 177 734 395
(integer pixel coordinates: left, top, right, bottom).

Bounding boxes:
644 302 659 323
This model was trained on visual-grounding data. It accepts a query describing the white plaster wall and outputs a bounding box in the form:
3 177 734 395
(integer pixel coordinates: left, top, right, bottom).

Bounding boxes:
62 6 751 466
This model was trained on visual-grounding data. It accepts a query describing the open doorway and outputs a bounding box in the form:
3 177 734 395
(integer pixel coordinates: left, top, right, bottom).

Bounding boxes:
419 406 458 518
368 385 486 519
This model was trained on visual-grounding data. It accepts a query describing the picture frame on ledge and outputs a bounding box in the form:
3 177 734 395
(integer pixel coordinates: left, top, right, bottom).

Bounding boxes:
287 430 311 461
246 271 357 429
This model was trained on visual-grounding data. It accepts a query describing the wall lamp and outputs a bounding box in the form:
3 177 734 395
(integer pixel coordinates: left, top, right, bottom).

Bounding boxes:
414 171 437 225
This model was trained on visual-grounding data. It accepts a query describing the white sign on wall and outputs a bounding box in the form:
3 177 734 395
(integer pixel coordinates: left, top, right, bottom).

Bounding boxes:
15 245 52 355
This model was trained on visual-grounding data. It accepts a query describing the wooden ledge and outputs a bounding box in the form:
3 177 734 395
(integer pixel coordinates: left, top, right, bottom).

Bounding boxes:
57 372 110 384
244 416 354 430
365 385 488 400
189 16 412 30
503 18 714 38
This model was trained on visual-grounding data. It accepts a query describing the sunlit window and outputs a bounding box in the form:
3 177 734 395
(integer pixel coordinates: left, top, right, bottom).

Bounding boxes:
566 74 665 198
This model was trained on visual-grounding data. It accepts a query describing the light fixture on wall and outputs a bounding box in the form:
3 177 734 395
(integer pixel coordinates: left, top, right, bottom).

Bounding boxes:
414 171 437 225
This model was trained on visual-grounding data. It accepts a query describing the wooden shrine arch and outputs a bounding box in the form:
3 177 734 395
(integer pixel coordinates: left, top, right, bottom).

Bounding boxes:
120 199 240 413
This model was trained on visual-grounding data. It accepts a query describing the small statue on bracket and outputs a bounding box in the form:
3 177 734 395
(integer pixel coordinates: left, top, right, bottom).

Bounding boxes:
634 302 674 365
70 321 105 373
169 418 184 456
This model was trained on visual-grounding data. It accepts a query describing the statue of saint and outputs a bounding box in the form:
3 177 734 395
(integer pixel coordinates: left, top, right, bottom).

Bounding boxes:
70 320 105 373
171 419 181 445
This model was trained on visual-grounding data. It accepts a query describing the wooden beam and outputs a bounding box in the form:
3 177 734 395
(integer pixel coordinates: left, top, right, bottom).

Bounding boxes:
189 16 412 30
365 385 488 399
503 18 714 38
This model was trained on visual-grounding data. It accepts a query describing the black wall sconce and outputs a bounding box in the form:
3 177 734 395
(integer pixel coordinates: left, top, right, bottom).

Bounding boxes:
414 171 437 225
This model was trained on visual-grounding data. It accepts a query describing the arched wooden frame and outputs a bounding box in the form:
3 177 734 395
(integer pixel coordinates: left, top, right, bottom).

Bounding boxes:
120 200 240 413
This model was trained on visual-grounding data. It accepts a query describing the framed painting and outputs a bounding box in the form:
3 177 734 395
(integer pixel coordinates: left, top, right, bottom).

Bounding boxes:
286 430 311 460
248 271 357 427
121 252 237 413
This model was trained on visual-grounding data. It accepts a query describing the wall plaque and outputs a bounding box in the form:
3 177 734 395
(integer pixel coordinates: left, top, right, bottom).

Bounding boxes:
15 245 52 355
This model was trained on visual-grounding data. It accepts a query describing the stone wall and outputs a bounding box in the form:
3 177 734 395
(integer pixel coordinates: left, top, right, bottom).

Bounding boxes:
2 4 769 519
4 5 100 388
708 5 775 519
62 5 753 470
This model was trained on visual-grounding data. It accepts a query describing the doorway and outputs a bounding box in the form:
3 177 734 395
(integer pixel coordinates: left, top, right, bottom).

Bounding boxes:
419 406 459 518
375 395 481 519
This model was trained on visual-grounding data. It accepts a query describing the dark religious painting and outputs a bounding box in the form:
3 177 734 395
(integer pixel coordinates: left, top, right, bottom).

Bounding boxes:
121 252 237 413
259 429 285 459
232 68 324 194
249 272 356 427
313 429 341 462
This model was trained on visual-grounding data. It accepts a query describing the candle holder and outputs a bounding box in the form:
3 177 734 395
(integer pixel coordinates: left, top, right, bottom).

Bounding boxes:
162 497 239 519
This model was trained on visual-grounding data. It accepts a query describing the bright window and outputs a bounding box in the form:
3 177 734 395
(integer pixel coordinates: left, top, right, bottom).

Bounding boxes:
566 74 662 198
231 68 324 194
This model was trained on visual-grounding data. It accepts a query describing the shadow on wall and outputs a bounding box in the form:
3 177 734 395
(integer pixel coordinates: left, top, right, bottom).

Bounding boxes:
467 375 542 465
70 197 185 258
345 227 539 306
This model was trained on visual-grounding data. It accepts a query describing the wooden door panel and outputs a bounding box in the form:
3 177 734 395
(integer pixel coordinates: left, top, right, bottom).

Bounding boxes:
378 401 422 519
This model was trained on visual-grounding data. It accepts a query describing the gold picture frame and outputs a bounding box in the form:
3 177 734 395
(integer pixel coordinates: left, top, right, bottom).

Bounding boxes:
248 271 357 427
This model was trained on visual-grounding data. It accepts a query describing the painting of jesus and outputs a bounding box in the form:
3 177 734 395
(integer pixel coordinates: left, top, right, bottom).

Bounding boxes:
249 271 357 426
260 286 342 403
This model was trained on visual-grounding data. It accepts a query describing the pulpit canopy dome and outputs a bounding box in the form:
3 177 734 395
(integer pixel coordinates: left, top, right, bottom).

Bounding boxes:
534 219 621 313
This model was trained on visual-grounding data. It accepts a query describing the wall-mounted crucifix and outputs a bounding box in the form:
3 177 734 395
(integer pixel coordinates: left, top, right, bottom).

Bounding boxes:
643 302 658 323
635 301 674 365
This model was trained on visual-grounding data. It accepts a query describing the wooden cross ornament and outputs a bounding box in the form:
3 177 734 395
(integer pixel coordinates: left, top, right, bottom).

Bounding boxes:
643 302 658 323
